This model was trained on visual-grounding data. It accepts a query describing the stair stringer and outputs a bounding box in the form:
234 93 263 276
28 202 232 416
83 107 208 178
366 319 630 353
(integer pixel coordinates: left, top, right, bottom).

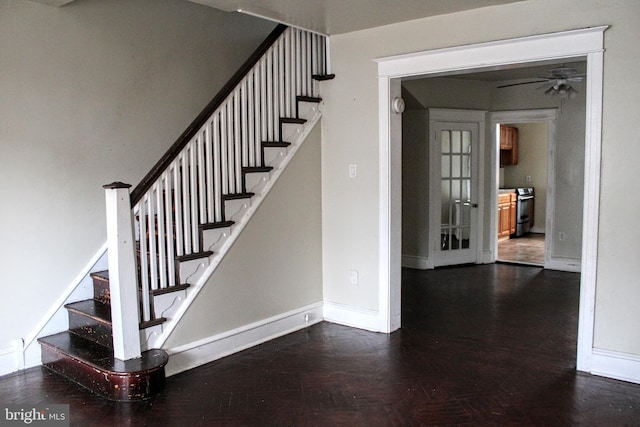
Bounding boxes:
141 106 323 351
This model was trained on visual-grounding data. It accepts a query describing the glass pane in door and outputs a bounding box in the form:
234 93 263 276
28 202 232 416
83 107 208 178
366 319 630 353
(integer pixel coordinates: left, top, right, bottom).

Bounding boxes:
440 130 472 252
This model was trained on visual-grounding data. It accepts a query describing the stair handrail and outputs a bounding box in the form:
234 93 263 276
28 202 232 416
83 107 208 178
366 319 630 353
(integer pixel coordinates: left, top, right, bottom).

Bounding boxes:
105 23 330 358
130 24 288 206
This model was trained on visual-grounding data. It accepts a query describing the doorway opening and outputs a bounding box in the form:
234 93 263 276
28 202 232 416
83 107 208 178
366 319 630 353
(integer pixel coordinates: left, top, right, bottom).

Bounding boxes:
377 26 606 373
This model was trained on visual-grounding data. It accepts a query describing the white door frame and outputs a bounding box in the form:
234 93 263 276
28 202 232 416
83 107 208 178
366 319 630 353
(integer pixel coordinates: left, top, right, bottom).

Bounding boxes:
376 26 607 373
489 109 560 270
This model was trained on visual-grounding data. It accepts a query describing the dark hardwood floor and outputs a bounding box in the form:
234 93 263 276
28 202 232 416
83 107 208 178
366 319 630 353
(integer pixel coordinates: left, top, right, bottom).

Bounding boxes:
2 264 639 426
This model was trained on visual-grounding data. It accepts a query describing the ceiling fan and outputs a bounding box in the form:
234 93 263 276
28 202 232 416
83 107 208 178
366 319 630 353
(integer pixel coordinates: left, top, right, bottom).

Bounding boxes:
497 64 585 99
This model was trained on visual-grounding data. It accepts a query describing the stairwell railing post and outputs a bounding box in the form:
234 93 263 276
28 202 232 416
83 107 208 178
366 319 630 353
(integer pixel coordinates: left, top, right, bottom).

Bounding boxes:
103 182 142 361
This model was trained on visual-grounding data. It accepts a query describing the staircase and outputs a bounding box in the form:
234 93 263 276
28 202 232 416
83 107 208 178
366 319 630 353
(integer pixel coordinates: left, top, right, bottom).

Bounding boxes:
38 272 168 401
37 24 333 400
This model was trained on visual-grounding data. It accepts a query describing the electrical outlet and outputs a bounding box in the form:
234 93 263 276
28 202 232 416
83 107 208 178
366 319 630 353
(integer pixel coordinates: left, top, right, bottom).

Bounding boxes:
559 232 566 241
349 164 358 178
350 270 359 285
526 175 532 182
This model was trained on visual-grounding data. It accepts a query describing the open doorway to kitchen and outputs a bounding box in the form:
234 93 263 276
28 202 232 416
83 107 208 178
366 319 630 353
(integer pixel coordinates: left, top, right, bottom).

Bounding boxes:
496 121 550 267
377 27 606 373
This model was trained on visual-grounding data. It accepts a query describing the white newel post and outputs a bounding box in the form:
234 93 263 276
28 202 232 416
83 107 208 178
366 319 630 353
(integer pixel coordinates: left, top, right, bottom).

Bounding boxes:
103 182 142 361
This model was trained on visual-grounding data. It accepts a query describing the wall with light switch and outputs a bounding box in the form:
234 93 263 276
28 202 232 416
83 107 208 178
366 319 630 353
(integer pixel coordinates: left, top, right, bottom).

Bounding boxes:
322 0 640 359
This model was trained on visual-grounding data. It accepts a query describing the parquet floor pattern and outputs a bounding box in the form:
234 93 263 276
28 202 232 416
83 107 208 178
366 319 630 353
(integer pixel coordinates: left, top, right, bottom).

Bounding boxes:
1 264 639 426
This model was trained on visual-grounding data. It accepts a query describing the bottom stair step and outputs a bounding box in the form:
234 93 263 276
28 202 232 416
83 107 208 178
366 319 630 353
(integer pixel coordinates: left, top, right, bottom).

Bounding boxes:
38 332 168 401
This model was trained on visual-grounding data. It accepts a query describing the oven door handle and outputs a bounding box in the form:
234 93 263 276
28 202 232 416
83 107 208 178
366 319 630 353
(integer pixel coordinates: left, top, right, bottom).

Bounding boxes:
518 195 534 200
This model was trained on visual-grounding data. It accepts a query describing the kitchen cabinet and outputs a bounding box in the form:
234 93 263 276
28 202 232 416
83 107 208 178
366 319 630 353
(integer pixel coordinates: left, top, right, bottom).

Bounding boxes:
498 192 517 239
500 125 518 166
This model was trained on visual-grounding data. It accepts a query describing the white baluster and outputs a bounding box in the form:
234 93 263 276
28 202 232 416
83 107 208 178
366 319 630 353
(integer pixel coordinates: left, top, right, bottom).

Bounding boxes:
213 114 223 222
147 188 158 291
247 73 256 167
155 181 167 290
205 120 215 223
241 80 249 169
189 142 199 251
260 58 268 143
173 163 184 256
220 106 229 196
233 90 242 191
137 198 150 322
226 101 236 194
181 153 192 253
163 170 176 288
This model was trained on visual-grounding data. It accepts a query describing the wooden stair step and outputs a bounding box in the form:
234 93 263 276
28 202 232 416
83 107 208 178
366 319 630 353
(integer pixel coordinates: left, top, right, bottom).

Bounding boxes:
281 117 307 125
312 73 336 81
297 95 322 103
242 166 273 173
174 250 214 262
90 270 110 304
66 300 113 348
222 192 254 200
262 141 291 148
200 220 235 231
38 331 168 401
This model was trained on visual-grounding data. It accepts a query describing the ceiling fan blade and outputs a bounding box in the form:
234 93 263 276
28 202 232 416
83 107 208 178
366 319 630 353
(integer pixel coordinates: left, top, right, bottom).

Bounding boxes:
497 79 549 89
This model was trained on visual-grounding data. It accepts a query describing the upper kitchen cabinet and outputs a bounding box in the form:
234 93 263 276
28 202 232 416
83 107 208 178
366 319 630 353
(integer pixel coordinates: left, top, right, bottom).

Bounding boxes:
500 125 519 166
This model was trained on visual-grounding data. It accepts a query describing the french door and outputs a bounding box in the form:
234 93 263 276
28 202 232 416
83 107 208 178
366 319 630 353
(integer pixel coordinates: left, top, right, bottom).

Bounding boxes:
429 109 485 267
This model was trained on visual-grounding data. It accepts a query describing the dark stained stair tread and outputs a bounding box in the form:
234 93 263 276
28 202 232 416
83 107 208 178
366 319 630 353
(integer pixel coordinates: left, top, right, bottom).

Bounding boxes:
65 300 112 324
200 220 235 230
175 250 214 262
297 95 322 103
38 332 168 375
242 166 273 173
223 192 254 200
151 283 190 296
38 331 168 401
312 73 335 81
262 141 291 147
280 117 307 124
90 270 109 282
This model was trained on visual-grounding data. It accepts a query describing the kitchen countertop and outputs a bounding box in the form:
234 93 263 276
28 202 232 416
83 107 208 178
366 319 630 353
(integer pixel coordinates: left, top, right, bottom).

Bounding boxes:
499 188 516 194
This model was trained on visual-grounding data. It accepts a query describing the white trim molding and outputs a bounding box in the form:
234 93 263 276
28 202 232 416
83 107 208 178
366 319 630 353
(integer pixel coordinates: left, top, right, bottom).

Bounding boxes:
323 301 384 332
376 26 608 378
165 302 324 377
545 256 581 273
591 349 640 384
0 340 24 377
402 254 430 270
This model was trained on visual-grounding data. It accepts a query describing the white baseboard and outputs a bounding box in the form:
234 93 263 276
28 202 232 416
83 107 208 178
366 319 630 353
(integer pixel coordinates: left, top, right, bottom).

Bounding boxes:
165 302 324 377
0 347 16 377
323 301 383 332
480 249 494 264
0 340 23 377
590 348 640 384
401 254 430 270
546 256 581 272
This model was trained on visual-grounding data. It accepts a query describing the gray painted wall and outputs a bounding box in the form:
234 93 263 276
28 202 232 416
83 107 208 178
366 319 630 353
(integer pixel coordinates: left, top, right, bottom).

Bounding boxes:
322 0 640 356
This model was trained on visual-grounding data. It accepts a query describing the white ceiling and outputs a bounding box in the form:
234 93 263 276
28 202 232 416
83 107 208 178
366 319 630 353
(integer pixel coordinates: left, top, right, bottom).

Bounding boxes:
32 0 526 36
188 0 527 35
